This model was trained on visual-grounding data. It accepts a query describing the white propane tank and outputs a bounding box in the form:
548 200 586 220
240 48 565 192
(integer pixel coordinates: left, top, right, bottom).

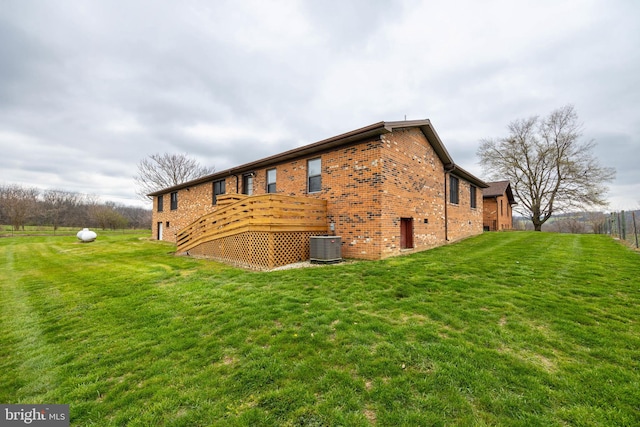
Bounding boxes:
77 228 97 243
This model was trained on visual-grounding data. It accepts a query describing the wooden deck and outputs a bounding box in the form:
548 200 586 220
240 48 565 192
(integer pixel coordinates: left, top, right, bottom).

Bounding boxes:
176 194 328 269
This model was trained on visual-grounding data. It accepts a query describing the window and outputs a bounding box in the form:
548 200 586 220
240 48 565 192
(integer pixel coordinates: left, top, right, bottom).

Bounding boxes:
500 199 504 216
267 168 277 193
170 192 178 210
213 179 226 204
242 174 253 195
157 195 163 212
449 176 459 204
470 185 477 209
307 158 322 193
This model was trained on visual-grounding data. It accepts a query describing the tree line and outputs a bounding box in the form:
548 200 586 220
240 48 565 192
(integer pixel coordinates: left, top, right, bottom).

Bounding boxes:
0 183 151 231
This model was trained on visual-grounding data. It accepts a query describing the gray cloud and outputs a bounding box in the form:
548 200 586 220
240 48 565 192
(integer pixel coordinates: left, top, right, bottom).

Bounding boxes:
1 0 638 209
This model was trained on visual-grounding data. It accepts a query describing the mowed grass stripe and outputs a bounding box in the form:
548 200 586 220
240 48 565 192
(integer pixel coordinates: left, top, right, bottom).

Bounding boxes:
1 232 639 426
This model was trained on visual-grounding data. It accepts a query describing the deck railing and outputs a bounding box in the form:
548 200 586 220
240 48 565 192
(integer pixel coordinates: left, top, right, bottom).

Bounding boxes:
176 194 328 255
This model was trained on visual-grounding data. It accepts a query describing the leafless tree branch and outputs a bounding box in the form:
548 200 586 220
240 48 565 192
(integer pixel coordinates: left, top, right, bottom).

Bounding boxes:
478 105 616 231
134 153 215 200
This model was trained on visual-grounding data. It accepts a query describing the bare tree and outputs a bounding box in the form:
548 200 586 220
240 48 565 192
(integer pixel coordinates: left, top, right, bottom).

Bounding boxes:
560 217 587 234
134 153 215 200
0 183 151 231
87 202 122 230
42 189 81 231
113 204 152 229
478 105 615 231
587 211 608 234
0 184 40 230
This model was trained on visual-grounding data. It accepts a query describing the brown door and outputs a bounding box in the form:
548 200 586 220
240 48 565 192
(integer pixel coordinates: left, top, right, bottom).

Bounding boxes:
400 218 413 249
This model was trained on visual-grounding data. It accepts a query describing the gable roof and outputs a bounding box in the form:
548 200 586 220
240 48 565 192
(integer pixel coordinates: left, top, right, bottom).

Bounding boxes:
483 180 516 205
148 120 488 196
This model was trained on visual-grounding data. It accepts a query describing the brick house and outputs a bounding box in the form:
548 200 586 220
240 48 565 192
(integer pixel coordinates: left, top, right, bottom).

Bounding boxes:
149 120 488 269
482 180 516 231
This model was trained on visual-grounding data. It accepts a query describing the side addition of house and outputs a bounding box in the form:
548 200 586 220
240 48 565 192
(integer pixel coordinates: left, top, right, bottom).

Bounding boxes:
482 180 516 231
149 120 488 269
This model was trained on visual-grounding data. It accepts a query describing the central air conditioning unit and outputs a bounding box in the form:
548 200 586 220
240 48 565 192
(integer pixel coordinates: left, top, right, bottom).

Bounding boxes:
310 236 342 263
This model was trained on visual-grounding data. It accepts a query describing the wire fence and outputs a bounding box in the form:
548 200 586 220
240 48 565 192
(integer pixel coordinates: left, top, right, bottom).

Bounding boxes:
512 211 639 250
608 211 640 249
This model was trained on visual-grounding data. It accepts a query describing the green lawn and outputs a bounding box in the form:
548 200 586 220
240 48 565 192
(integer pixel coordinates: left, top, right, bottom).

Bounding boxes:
1 232 638 426
0 225 150 237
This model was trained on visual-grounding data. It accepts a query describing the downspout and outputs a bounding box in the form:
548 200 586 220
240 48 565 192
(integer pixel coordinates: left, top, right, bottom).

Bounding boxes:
444 170 449 242
444 163 455 242
234 174 240 194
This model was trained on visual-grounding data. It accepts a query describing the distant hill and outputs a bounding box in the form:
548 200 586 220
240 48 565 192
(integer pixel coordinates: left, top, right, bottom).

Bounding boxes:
514 210 640 235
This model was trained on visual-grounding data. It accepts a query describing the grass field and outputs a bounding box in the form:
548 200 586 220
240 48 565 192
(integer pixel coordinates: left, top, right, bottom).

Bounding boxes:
0 225 150 237
1 231 638 426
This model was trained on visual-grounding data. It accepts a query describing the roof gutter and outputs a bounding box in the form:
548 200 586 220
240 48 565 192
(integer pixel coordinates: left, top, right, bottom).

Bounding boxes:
147 119 489 196
147 121 392 197
446 164 489 189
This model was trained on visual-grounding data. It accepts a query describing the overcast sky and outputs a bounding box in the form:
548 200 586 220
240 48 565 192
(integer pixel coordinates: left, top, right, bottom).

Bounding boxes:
1 0 638 210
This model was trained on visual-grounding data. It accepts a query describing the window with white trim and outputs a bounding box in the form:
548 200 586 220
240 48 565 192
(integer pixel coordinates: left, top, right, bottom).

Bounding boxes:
449 176 459 204
170 192 178 210
470 185 477 208
242 174 253 195
213 179 226 204
307 158 321 193
267 168 277 193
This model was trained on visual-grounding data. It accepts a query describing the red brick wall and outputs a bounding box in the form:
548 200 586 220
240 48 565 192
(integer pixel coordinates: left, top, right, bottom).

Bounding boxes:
498 195 513 230
446 180 484 241
379 128 482 256
239 137 385 259
482 194 513 230
151 128 484 260
152 181 218 241
321 138 385 259
483 198 499 230
379 129 446 257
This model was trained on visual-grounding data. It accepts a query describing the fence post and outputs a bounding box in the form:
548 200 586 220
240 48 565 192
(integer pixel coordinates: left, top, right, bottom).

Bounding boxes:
609 213 614 236
633 211 639 249
617 212 622 239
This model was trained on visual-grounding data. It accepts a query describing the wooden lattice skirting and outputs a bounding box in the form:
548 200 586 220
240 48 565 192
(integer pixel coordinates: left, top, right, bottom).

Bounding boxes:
184 230 327 270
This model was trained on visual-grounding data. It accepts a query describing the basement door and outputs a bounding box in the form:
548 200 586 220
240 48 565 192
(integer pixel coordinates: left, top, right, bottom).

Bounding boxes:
157 222 163 240
400 218 414 249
